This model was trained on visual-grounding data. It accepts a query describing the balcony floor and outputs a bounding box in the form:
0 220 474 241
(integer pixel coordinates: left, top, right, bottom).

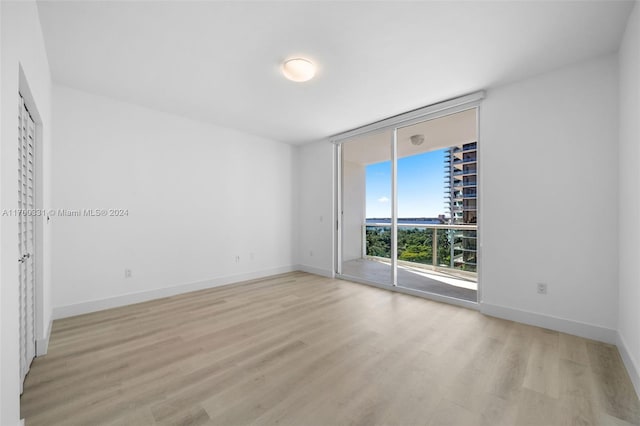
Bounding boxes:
341 258 477 302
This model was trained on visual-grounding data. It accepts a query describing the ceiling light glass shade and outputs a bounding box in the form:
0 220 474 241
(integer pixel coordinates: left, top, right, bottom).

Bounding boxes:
282 58 316 82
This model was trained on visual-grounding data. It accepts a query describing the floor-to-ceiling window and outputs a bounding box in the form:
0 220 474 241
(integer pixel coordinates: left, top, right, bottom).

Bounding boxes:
336 96 481 306
340 129 393 287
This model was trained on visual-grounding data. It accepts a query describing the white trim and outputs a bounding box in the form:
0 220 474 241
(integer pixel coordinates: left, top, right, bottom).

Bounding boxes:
390 129 398 286
475 106 483 304
335 143 343 276
296 264 335 278
480 302 617 344
331 143 338 276
52 266 297 319
330 91 485 143
617 331 640 397
35 318 52 356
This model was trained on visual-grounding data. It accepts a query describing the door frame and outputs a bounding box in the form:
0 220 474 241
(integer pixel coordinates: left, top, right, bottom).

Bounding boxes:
18 67 46 361
332 91 484 309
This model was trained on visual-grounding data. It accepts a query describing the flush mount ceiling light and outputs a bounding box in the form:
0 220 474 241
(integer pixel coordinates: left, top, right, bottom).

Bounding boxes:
282 58 316 82
410 134 425 146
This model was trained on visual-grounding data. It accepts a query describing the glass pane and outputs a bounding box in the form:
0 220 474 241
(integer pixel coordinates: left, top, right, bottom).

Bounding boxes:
341 130 393 287
395 109 478 302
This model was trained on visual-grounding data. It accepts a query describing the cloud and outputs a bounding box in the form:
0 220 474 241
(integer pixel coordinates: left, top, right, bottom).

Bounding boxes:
377 196 390 203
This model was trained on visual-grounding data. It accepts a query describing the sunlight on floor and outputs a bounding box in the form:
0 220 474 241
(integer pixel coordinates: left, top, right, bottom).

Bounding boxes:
397 264 477 290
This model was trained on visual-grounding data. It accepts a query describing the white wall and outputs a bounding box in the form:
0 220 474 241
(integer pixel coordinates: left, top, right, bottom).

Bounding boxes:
480 54 620 341
618 1 640 394
52 86 295 316
1 1 53 425
295 140 335 276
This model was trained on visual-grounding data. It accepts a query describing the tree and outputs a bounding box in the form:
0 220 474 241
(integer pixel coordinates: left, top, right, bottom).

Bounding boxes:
366 227 453 266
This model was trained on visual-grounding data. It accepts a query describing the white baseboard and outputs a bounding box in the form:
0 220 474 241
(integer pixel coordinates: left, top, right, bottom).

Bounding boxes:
480 303 617 344
36 318 53 356
295 264 335 278
617 331 640 397
52 265 297 319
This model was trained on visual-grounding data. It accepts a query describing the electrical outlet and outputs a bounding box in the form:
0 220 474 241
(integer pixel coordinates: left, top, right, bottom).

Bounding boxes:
235 255 240 263
125 269 132 278
309 250 313 257
250 252 255 261
537 282 547 294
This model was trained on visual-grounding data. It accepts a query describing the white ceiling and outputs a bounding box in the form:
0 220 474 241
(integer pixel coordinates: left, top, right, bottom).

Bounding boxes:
37 1 634 145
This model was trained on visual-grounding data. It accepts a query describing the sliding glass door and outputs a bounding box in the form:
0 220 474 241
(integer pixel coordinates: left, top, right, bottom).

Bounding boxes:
340 130 393 287
337 107 479 304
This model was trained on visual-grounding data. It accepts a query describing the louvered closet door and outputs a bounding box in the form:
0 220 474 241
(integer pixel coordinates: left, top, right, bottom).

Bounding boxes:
18 94 36 389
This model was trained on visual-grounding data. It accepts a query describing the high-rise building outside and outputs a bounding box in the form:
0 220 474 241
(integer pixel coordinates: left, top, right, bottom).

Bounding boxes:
444 141 477 272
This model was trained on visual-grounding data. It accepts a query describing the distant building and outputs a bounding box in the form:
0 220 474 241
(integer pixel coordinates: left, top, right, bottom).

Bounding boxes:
444 142 477 272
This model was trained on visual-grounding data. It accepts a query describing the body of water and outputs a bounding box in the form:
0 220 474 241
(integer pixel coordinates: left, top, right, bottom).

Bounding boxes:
366 218 444 225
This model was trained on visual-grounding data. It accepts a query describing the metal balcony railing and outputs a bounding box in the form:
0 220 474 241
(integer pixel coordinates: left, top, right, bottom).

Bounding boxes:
362 223 478 276
452 158 477 164
453 169 477 176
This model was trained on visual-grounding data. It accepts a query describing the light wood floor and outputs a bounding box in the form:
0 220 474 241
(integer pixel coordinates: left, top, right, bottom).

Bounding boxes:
21 272 640 426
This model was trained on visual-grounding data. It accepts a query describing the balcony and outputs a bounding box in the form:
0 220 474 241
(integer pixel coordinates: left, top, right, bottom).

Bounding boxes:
452 157 476 165
342 223 478 302
452 169 477 176
452 180 477 188
462 142 477 151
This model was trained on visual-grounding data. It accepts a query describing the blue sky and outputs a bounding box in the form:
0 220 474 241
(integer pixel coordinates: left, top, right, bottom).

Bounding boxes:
366 148 446 218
